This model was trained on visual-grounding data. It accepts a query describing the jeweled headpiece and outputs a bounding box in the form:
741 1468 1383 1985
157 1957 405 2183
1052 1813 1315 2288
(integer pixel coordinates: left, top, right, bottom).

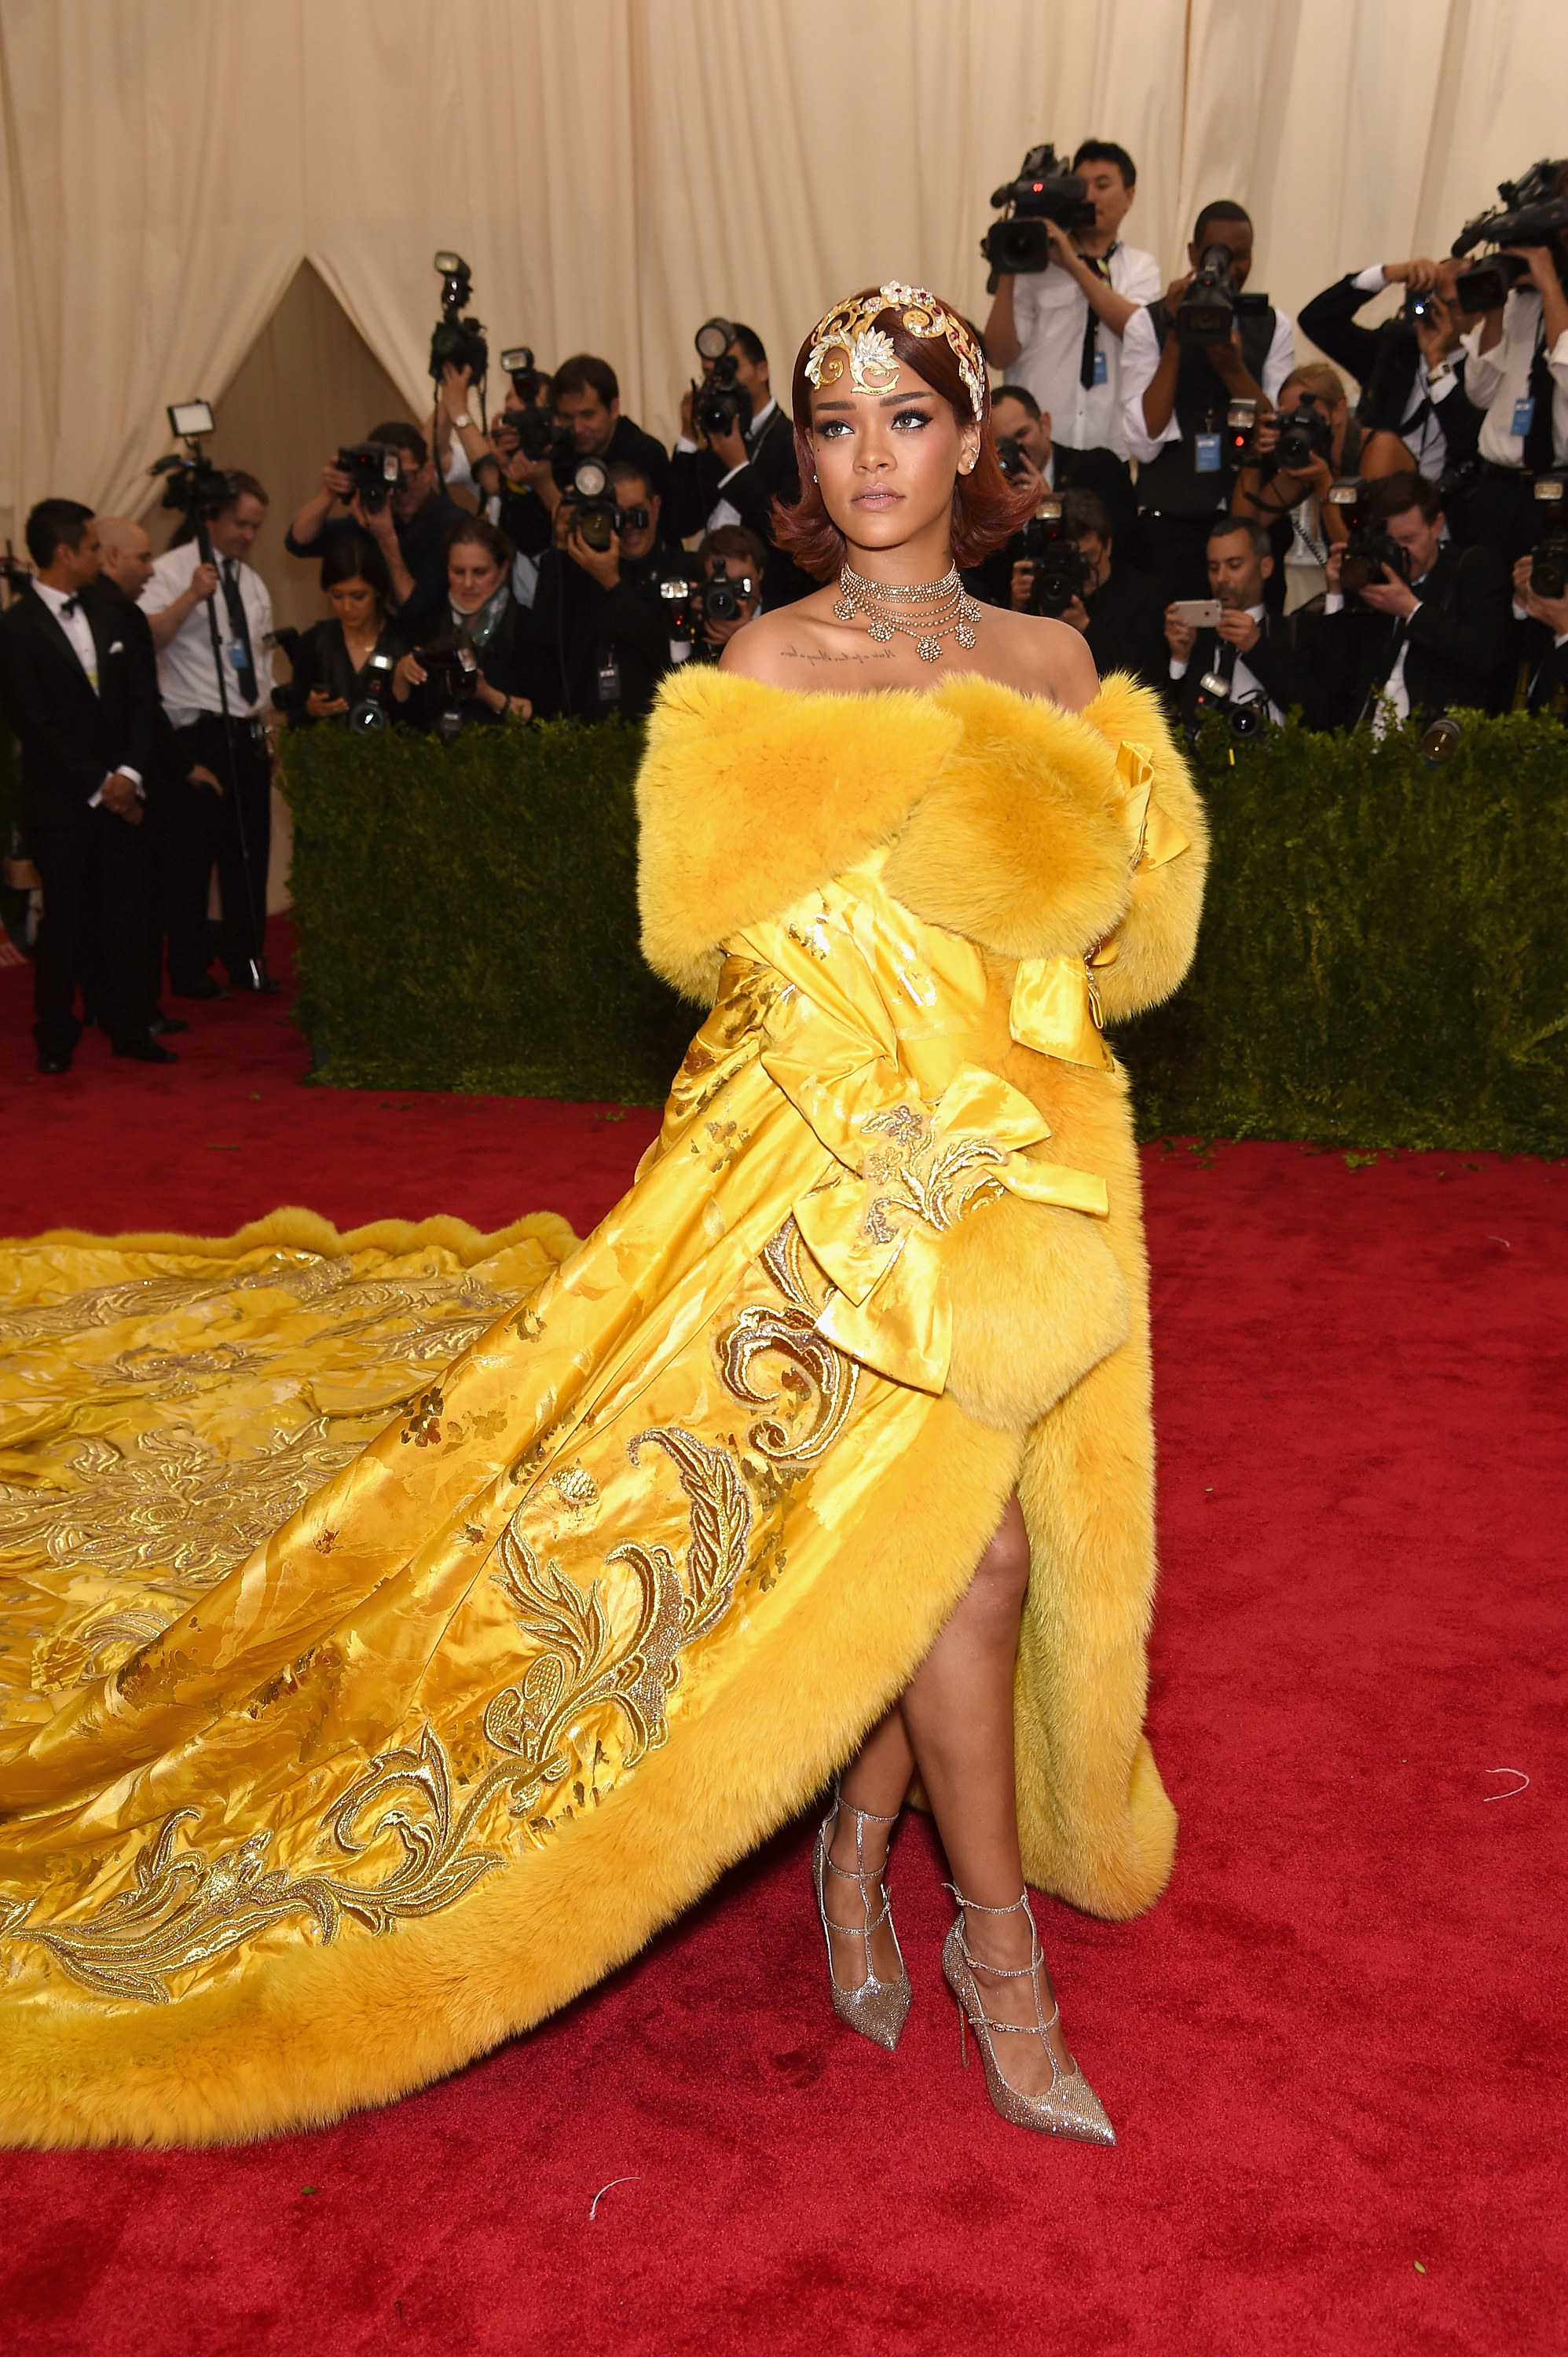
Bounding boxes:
804 282 987 423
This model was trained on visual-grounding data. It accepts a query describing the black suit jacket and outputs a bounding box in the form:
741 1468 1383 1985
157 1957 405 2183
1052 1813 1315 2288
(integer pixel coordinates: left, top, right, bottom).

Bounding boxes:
0 581 160 832
1172 608 1335 732
1079 563 1169 694
1321 542 1513 725
668 405 816 607
1508 617 1568 718
1296 276 1482 473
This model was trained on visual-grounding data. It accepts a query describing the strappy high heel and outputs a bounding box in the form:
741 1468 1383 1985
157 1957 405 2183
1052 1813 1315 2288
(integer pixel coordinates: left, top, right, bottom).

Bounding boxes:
811 1791 912 2051
942 1886 1116 2145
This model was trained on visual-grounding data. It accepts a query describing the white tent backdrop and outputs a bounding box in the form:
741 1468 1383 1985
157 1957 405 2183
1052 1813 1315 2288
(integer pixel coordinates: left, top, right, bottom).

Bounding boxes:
0 0 1563 548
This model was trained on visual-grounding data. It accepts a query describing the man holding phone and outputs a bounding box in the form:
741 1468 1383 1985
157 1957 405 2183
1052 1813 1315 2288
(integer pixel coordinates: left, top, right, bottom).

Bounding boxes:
1164 515 1331 731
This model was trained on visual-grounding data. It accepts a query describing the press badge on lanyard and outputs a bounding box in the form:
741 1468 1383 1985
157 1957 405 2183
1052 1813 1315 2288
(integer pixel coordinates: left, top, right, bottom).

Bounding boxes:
1194 433 1222 474
225 637 249 676
1512 397 1536 438
1092 347 1108 386
596 657 621 705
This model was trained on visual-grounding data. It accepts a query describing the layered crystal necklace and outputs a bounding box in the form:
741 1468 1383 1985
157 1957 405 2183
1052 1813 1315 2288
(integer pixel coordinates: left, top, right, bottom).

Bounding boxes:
833 562 980 662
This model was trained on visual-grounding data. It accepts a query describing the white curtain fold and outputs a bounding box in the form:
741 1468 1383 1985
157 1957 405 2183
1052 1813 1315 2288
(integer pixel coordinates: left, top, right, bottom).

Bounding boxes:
0 0 1557 545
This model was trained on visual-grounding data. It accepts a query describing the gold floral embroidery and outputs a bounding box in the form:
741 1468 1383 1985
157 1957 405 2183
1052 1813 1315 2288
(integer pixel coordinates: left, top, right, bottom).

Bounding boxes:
0 1726 507 2004
858 1104 1009 1242
716 1220 859 1468
0 1423 362 1594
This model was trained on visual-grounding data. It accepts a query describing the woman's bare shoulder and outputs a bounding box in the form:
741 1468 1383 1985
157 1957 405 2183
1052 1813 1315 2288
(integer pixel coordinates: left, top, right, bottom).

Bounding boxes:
976 606 1101 714
719 596 847 686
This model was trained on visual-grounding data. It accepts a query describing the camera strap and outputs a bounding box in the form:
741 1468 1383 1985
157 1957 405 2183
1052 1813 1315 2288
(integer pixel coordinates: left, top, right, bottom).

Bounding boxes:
1524 311 1557 470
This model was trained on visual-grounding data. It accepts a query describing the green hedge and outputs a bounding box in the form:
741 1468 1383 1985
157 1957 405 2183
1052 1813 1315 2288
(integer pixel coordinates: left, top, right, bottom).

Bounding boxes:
280 710 1568 1152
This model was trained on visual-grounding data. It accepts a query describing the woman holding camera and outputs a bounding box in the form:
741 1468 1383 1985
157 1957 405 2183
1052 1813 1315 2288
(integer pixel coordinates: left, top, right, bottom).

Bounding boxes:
285 534 405 728
391 517 551 726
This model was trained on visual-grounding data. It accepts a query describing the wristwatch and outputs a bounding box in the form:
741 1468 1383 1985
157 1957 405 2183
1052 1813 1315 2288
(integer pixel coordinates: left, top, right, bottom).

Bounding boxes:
451 411 473 430
1425 361 1453 386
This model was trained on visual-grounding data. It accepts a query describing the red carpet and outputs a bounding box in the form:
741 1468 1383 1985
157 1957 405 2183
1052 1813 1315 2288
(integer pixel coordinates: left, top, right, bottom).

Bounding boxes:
2 923 1563 2355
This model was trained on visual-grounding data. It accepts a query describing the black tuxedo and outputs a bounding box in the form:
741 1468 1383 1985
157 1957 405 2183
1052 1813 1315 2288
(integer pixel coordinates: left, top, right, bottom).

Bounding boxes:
1321 542 1513 727
1508 616 1568 718
1297 276 1482 477
0 581 161 1053
1171 607 1334 732
668 405 816 609
1078 563 1169 694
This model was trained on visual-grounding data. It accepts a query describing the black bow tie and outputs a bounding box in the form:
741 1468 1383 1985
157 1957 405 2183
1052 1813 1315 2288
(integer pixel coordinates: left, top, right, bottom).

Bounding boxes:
59 596 79 618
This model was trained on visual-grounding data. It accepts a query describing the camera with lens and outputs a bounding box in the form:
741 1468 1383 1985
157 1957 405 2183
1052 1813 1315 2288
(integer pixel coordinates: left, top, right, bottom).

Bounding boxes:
1274 398 1334 472
1402 288 1442 326
1530 476 1568 599
562 458 645 555
511 406 572 469
981 142 1096 280
701 568 757 629
1451 159 1568 310
1341 514 1411 594
149 402 235 520
420 639 480 743
1175 244 1269 346
1188 674 1269 742
995 434 1031 481
348 650 397 735
697 354 750 442
429 251 489 384
1019 498 1093 618
335 440 402 513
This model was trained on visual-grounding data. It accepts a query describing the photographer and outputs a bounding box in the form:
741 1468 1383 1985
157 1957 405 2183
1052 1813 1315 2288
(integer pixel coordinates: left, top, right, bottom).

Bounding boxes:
1164 515 1332 732
970 385 1138 603
1508 549 1568 717
285 423 462 633
687 526 766 663
436 361 559 588
530 461 674 721
285 536 405 730
1121 201 1295 603
1319 471 1512 729
984 141 1160 483
96 514 220 1033
141 471 277 998
1006 488 1166 692
550 355 670 515
1298 258 1479 484
1232 364 1365 612
1460 169 1568 561
669 323 813 608
392 519 551 731
0 500 166 1072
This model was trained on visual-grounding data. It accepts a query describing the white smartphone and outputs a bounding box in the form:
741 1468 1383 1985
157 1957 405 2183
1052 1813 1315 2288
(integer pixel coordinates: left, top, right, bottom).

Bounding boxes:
1169 599 1223 628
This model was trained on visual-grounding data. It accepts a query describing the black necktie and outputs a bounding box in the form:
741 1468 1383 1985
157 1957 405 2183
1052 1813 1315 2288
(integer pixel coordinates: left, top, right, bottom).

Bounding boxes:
1524 313 1557 471
1079 249 1114 390
222 558 258 706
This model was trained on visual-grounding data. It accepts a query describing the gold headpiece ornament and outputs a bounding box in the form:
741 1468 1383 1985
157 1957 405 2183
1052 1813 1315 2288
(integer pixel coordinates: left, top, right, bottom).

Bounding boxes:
804 282 987 423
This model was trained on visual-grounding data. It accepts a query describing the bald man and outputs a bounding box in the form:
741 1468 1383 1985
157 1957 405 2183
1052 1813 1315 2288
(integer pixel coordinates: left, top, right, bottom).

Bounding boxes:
96 516 215 1030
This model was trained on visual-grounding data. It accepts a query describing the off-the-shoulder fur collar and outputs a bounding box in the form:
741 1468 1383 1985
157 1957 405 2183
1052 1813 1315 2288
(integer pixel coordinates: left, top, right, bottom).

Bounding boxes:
636 666 1198 1004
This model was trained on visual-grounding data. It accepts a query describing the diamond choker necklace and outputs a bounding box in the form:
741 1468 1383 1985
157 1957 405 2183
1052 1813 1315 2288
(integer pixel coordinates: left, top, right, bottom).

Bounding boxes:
833 562 980 662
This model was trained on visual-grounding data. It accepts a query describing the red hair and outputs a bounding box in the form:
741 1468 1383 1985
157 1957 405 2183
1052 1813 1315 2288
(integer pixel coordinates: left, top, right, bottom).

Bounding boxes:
771 290 1036 579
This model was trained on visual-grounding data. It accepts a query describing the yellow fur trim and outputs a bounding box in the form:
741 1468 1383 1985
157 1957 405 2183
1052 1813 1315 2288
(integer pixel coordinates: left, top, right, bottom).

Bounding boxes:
1082 674 1210 1022
881 674 1132 960
945 1193 1130 1432
0 1206 582 1265
0 1405 1019 2149
637 668 956 1003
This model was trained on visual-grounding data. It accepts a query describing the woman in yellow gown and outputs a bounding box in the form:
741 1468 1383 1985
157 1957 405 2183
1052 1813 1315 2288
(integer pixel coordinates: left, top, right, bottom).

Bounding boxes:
0 286 1204 2150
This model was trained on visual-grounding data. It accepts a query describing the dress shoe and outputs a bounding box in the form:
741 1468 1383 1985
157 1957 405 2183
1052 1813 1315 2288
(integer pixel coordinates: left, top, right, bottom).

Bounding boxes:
112 1036 178 1065
171 973 229 1002
37 1050 71 1076
149 1013 190 1036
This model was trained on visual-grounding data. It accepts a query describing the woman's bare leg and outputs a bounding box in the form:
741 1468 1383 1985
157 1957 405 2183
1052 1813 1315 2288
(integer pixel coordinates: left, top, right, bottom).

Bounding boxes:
829 1496 1072 2092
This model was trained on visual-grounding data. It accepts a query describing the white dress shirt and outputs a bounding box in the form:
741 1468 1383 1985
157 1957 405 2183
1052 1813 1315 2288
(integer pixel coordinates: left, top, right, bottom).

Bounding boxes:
1350 265 1463 478
31 579 141 803
1322 567 1434 734
141 539 273 724
1006 244 1162 458
1167 603 1284 720
1462 285 1568 467
1120 307 1296 465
